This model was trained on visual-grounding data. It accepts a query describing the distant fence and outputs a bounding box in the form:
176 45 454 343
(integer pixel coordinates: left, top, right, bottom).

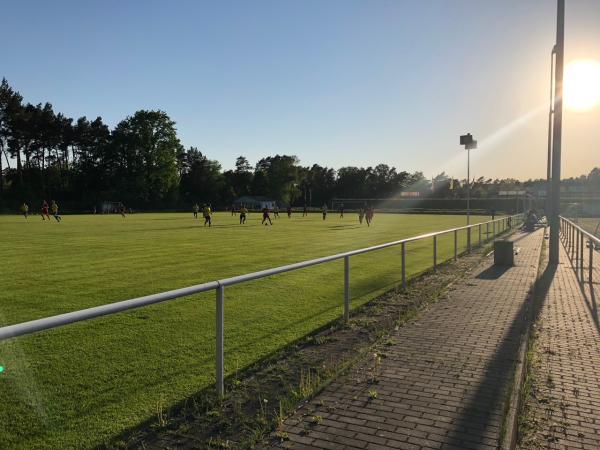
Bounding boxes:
0 214 523 396
332 197 534 214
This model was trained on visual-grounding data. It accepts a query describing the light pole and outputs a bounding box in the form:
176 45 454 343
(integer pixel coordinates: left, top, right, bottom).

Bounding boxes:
546 45 556 217
460 133 477 225
549 0 564 264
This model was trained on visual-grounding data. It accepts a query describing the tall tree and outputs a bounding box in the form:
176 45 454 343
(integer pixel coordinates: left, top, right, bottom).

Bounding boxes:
253 155 300 201
180 147 225 203
227 155 253 197
0 79 24 190
111 110 182 203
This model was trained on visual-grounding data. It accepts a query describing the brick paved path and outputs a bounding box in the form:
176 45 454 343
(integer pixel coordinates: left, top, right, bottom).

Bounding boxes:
519 240 600 449
270 230 544 450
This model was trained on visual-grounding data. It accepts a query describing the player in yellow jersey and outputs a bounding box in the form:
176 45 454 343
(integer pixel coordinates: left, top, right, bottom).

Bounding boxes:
202 204 212 227
51 200 62 222
21 202 29 218
239 204 248 224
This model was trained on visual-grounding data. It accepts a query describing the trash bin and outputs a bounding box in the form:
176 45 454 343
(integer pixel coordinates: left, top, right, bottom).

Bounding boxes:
494 240 514 266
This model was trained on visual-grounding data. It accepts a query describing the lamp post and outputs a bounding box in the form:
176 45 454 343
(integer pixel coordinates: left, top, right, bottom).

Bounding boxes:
549 0 564 264
546 45 556 218
460 133 477 225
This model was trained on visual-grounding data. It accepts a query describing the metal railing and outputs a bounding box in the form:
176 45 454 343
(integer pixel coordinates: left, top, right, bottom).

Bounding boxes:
560 216 600 284
0 214 522 396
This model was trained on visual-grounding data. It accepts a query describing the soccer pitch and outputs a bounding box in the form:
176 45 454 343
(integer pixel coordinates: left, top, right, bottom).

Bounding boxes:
0 212 493 448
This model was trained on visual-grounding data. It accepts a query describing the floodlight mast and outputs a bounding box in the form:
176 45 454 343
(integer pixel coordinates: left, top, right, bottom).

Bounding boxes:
546 45 556 217
549 0 564 264
460 133 477 225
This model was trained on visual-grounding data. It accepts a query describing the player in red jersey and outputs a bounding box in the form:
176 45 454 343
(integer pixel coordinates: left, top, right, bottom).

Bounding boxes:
41 200 50 221
262 207 273 225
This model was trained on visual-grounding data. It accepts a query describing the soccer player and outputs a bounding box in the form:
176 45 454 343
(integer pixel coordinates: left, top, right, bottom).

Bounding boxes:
322 204 328 221
273 205 280 218
262 206 273 225
21 202 29 218
303 204 308 217
339 203 344 218
51 200 62 222
239 204 248 224
231 204 236 216
287 205 292 218
203 204 212 227
41 200 50 221
358 207 364 224
119 203 126 218
193 203 199 219
366 206 374 227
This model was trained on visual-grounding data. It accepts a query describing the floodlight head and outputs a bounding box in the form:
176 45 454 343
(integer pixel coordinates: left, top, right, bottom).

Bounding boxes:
466 140 477 150
460 133 473 146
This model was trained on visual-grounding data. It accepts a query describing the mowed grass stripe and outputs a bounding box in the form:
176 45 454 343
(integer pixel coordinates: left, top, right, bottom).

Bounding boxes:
0 212 490 448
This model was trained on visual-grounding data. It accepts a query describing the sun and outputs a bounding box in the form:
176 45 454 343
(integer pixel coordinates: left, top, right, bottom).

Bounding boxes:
563 59 600 111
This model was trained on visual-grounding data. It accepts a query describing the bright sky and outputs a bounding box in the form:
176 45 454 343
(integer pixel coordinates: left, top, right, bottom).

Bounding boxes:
3 0 600 180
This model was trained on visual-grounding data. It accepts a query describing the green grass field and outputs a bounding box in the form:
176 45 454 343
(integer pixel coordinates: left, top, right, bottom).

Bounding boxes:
0 211 496 448
580 217 600 238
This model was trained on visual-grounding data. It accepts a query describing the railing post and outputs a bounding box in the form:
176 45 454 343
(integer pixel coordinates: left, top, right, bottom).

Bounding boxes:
579 230 582 273
571 223 575 257
467 227 471 253
590 240 594 285
401 242 406 290
575 229 580 271
433 235 437 271
493 220 496 239
580 231 584 280
486 222 489 240
344 256 350 322
454 230 458 261
216 284 224 397
575 226 578 261
478 223 482 247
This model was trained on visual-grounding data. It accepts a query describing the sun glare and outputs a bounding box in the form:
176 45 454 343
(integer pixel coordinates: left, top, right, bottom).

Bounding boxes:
563 59 600 111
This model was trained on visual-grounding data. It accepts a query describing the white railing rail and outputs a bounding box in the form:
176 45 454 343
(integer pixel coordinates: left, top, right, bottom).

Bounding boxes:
0 214 523 396
560 216 600 284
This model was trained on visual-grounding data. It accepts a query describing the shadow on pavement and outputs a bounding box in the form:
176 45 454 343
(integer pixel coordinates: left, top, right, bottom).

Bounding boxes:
475 265 511 280
448 259 556 446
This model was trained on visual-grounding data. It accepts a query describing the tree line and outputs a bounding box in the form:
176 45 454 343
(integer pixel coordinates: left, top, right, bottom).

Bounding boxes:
1 78 598 211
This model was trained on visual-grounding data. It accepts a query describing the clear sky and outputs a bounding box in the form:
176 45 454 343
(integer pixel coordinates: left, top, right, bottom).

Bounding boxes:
3 0 599 180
